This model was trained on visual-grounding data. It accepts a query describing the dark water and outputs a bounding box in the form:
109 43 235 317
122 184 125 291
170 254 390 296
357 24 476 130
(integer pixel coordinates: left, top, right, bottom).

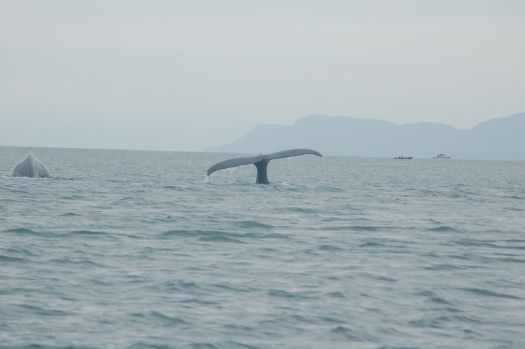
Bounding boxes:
1 147 524 349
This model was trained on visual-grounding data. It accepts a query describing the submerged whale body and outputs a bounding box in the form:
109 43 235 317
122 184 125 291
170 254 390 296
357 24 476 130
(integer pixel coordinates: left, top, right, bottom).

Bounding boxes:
207 148 322 184
11 151 51 178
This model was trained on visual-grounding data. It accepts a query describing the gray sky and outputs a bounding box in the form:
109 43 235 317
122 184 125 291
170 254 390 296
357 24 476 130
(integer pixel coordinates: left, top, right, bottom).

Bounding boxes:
1 0 524 151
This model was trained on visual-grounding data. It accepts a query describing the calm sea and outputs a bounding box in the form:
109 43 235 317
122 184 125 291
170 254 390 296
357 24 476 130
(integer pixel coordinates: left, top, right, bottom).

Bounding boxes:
1 147 524 349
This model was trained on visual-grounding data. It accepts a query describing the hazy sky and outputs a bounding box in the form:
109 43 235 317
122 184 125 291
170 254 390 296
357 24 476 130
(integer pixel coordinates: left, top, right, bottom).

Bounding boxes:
1 0 524 151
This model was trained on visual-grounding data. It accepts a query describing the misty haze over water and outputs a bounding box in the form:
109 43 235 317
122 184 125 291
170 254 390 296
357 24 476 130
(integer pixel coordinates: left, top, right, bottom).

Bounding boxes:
209 113 525 160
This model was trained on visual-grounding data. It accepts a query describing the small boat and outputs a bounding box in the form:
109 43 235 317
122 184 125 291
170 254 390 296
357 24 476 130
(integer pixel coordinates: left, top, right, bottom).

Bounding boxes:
433 153 451 159
394 155 413 159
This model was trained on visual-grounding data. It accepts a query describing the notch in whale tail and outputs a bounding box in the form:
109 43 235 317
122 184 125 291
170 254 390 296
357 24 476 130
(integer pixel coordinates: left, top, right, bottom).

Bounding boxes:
206 148 322 184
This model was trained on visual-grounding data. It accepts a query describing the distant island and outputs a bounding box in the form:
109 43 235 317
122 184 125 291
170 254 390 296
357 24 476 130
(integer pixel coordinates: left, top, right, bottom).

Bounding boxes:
207 113 525 160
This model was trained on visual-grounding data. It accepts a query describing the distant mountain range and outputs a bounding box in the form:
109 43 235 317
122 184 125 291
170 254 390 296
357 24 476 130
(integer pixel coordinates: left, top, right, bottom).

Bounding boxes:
207 113 525 160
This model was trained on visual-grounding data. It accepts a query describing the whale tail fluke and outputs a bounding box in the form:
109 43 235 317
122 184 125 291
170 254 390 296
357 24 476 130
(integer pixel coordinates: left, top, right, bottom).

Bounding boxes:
206 148 322 184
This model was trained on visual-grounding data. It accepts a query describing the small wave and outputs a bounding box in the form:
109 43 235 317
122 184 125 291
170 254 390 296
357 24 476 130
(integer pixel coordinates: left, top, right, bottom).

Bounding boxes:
234 220 274 229
2 187 31 194
359 241 385 247
467 238 523 250
51 176 76 181
316 185 343 192
0 345 94 349
458 287 522 300
138 311 189 326
180 298 220 306
317 315 345 324
0 254 26 263
68 230 109 236
62 230 117 241
424 263 465 271
376 346 422 349
286 206 318 214
163 184 192 191
328 326 376 341
501 194 525 200
267 289 314 300
187 343 221 349
59 212 78 217
504 206 524 211
127 342 185 349
50 257 107 268
2 247 39 257
18 303 75 317
224 323 255 332
493 257 525 263
324 225 391 232
429 225 460 233
2 228 42 236
445 238 524 249
319 244 343 252
326 291 345 298
161 229 245 243
414 290 453 305
208 282 254 294
58 194 84 200
448 238 494 247
409 314 483 329
360 272 397 282
113 196 135 204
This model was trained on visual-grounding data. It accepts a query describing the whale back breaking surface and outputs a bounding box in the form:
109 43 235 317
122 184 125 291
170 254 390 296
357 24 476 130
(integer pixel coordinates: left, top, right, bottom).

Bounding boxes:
11 152 51 178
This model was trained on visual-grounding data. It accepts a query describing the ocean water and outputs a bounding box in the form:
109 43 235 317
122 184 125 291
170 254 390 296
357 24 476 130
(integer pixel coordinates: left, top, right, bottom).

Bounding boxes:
1 146 524 349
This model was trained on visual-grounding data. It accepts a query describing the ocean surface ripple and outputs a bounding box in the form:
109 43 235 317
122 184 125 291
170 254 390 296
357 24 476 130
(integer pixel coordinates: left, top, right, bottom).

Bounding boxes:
1 147 524 349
